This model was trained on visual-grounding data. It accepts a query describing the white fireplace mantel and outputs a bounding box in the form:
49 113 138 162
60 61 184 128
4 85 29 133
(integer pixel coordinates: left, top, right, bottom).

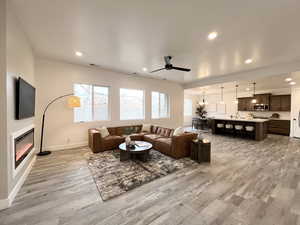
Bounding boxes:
11 124 35 178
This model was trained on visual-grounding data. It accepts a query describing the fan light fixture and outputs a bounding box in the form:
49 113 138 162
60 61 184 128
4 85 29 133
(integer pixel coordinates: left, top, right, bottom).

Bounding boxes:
251 82 257 104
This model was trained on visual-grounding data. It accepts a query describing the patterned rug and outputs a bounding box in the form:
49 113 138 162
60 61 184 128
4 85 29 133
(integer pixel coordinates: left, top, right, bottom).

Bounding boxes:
85 149 195 201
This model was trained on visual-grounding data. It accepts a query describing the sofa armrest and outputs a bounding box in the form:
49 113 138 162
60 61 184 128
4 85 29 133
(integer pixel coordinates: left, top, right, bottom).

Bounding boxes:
88 128 103 153
171 132 197 158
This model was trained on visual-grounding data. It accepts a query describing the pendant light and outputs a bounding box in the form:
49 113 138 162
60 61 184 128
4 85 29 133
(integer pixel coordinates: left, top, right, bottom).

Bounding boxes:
220 86 225 104
234 85 239 104
199 91 208 105
251 82 257 104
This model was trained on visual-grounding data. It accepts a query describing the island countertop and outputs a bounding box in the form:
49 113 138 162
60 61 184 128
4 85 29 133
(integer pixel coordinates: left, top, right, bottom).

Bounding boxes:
211 117 269 123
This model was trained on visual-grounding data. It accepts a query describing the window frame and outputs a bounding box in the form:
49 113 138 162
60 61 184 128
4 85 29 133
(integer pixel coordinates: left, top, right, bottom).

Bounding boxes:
73 83 111 123
184 98 193 117
119 88 145 121
151 91 170 119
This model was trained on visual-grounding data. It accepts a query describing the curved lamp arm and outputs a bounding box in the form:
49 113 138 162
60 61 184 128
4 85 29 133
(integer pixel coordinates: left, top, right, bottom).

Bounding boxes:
42 93 74 116
39 93 76 156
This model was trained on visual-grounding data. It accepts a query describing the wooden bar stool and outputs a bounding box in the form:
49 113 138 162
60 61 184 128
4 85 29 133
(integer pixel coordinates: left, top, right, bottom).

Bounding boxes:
245 126 255 139
225 124 234 135
234 125 243 138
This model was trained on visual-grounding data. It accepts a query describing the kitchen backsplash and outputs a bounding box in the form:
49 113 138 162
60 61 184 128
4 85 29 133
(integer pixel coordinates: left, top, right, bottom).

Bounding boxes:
238 111 291 120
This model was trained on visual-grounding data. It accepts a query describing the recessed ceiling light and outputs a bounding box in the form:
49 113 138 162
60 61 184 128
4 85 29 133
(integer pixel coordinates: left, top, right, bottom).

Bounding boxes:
75 51 83 57
208 32 218 40
285 78 292 82
290 81 296 85
246 88 250 91
245 59 253 64
142 67 148 72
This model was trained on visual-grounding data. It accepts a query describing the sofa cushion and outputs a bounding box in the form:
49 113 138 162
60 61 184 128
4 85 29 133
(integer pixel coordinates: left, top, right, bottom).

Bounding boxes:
151 125 158 134
102 135 124 150
99 127 110 138
155 138 172 155
128 133 144 141
173 127 184 136
144 134 162 144
142 124 151 132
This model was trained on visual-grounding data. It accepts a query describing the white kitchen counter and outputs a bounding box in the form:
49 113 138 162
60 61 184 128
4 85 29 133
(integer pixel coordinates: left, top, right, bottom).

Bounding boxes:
212 117 269 123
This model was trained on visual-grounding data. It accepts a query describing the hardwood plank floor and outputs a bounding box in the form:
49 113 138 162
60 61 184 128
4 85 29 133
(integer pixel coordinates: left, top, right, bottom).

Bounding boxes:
1 134 300 225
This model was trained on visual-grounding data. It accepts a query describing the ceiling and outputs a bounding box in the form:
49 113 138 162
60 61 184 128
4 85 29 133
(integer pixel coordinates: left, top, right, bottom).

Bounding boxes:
185 73 300 95
10 0 300 84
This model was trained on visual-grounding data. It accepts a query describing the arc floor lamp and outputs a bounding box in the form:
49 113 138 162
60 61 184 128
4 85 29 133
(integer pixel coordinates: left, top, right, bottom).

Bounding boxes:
38 94 81 156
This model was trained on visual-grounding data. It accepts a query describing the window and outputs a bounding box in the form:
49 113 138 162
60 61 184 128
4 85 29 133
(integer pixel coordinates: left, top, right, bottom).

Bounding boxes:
151 92 170 119
74 84 109 122
184 99 193 116
120 88 145 120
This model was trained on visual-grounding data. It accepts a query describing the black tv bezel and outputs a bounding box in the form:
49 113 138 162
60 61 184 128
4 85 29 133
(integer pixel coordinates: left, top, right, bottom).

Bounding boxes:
16 77 36 120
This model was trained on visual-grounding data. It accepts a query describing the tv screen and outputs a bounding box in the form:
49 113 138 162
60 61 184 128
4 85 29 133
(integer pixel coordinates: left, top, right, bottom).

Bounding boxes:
16 77 36 120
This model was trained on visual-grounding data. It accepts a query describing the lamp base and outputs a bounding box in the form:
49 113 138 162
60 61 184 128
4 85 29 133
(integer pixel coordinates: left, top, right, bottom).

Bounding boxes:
37 151 51 156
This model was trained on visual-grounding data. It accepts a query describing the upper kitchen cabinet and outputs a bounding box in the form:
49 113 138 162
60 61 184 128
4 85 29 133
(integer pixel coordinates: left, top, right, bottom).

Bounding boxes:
238 94 291 112
270 95 291 111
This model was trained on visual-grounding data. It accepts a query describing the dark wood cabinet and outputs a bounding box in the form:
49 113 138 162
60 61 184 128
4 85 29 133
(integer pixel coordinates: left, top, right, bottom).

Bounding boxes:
280 95 291 111
270 96 281 111
254 94 270 105
268 120 290 136
238 97 253 111
238 94 291 112
270 95 291 111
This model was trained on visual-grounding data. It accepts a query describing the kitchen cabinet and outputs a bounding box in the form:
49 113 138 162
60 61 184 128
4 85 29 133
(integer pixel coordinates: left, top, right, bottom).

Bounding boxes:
268 119 290 136
238 94 291 112
270 95 291 111
238 97 253 111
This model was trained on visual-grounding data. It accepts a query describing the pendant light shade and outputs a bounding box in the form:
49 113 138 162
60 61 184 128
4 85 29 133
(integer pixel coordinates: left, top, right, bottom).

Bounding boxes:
234 85 239 104
220 86 225 104
199 91 208 105
251 82 257 104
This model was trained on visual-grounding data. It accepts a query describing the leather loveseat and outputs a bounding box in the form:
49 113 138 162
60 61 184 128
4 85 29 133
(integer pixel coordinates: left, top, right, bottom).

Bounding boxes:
88 125 197 159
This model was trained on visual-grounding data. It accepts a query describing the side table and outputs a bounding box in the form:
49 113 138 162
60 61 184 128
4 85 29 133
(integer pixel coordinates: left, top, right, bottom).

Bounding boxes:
191 139 211 163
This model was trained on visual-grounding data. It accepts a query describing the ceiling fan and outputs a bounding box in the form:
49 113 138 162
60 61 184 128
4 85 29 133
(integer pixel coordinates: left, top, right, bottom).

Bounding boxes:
151 56 191 73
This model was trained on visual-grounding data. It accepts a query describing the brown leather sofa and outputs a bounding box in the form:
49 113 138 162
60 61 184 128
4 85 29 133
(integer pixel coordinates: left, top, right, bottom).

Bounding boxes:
88 125 197 159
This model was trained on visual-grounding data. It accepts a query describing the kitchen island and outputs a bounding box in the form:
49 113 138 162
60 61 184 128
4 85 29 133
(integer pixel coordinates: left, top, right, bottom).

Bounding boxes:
211 117 269 141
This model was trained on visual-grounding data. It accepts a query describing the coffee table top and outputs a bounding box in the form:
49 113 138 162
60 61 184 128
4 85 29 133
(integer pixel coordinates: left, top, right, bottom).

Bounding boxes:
119 141 152 152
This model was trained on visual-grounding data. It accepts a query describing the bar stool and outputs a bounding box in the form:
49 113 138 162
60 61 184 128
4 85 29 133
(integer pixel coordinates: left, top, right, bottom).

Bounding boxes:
234 125 243 138
225 124 234 135
245 126 255 139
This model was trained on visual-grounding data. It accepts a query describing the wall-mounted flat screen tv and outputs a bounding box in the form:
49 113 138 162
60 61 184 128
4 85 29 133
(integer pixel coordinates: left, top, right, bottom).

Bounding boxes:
16 77 36 120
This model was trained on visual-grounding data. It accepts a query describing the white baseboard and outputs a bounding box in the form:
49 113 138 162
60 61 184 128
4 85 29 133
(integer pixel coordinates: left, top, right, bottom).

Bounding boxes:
0 155 36 211
0 198 9 211
43 142 88 152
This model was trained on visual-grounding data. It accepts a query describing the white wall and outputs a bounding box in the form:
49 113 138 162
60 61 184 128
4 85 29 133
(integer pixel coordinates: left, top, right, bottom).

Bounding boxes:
203 88 291 120
290 71 300 137
3 4 36 208
0 0 8 203
183 94 199 126
35 58 184 150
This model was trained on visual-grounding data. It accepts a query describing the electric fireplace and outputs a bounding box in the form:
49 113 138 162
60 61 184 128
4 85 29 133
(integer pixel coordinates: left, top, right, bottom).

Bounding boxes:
14 128 34 169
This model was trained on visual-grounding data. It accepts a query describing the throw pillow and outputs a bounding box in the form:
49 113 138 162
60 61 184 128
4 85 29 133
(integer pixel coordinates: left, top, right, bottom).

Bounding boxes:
173 127 184 136
99 127 110 138
142 124 151 132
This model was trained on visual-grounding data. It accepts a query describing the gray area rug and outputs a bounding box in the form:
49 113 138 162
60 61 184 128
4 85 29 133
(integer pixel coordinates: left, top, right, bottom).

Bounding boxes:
85 149 195 201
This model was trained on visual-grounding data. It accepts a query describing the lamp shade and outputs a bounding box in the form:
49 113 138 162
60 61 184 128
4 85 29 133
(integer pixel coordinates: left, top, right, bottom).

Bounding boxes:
67 96 81 108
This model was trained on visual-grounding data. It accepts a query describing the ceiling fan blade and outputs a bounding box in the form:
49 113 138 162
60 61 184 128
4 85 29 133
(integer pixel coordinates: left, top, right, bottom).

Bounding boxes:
164 56 172 65
151 68 166 73
172 67 191 72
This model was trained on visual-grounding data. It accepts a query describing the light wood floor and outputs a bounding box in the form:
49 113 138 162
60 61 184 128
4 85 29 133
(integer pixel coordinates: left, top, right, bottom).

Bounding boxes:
1 134 300 225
